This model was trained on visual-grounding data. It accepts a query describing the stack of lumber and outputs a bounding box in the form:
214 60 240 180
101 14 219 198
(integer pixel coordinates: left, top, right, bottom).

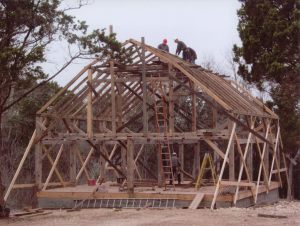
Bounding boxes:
12 208 52 218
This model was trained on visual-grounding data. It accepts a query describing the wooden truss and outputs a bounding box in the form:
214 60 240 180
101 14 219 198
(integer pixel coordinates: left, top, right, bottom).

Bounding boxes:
4 38 289 209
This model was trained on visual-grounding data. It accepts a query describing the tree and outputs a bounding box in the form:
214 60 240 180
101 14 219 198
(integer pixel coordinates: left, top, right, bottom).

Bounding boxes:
234 0 300 150
1 81 61 208
233 0 300 198
0 0 125 115
0 0 126 207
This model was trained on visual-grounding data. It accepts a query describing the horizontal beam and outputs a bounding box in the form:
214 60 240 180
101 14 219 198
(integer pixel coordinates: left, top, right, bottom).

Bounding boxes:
220 181 255 187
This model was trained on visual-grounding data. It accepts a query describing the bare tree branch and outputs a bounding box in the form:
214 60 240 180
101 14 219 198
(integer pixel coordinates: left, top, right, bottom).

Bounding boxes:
2 53 82 113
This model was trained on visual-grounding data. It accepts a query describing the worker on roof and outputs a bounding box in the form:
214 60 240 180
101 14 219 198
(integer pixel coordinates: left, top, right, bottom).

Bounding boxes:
174 38 188 61
170 152 181 185
158 39 169 52
186 47 197 64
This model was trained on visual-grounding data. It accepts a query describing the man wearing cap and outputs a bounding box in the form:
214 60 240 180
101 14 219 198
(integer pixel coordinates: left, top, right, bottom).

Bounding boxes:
170 152 181 185
158 39 169 52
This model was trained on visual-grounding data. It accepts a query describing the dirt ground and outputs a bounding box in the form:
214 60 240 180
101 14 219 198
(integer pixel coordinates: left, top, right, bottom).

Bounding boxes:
1 200 299 226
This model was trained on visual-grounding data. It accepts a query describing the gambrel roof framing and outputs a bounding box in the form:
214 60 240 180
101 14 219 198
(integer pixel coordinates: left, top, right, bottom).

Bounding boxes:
4 39 289 209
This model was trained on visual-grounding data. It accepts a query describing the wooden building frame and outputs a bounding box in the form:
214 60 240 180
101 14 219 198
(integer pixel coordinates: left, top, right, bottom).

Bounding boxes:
4 38 289 209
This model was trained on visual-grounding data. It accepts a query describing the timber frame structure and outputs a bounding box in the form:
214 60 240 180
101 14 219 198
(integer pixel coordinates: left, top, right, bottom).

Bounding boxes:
4 38 290 209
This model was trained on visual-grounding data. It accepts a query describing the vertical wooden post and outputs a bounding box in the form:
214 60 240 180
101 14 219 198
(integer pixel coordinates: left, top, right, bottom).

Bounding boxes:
87 69 94 138
247 142 253 180
69 142 77 185
141 37 148 133
264 143 270 181
35 117 43 189
192 143 200 178
191 82 200 178
228 120 235 181
214 152 220 173
179 143 184 183
168 65 175 134
121 148 126 177
157 147 163 187
116 83 123 128
127 139 134 194
99 142 106 181
110 61 116 134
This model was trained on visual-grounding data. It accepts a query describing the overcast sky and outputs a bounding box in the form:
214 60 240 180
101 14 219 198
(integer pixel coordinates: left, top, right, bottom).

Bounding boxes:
46 0 242 86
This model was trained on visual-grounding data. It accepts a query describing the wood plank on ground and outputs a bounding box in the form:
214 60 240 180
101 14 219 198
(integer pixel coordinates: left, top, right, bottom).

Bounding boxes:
188 193 204 209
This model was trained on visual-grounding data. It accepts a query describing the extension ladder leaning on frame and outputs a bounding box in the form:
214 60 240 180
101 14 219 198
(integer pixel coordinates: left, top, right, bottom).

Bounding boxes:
151 81 175 191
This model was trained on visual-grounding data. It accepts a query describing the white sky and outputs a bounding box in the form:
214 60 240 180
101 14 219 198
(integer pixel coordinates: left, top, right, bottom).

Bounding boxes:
45 0 242 86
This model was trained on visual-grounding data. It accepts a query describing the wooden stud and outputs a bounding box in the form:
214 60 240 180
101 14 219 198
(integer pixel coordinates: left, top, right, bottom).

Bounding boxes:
110 61 116 134
228 121 235 181
192 143 200 178
168 65 175 134
69 142 77 185
141 37 148 133
127 139 134 194
98 142 106 181
35 117 43 189
87 69 94 138
157 145 163 187
179 143 184 183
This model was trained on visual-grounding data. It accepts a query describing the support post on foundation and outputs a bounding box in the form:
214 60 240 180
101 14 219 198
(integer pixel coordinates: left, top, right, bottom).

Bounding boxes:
99 142 106 181
141 37 148 134
179 143 184 183
127 139 134 194
157 148 163 187
69 142 77 185
229 121 235 181
193 143 200 178
35 117 43 190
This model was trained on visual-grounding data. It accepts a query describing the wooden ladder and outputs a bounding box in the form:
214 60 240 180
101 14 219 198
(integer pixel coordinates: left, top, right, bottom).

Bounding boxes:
152 81 175 190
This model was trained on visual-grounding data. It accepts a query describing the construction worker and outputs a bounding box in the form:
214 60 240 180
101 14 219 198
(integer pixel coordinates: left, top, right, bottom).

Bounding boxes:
174 38 188 61
186 47 197 64
158 39 169 52
170 152 181 185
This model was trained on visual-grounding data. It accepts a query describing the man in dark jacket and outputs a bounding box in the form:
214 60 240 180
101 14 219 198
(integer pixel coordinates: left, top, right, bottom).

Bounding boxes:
170 152 181 185
186 47 197 63
174 38 188 61
158 39 169 52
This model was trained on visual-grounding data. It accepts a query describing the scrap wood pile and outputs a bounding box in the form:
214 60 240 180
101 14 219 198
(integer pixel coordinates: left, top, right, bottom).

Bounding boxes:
11 208 52 219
